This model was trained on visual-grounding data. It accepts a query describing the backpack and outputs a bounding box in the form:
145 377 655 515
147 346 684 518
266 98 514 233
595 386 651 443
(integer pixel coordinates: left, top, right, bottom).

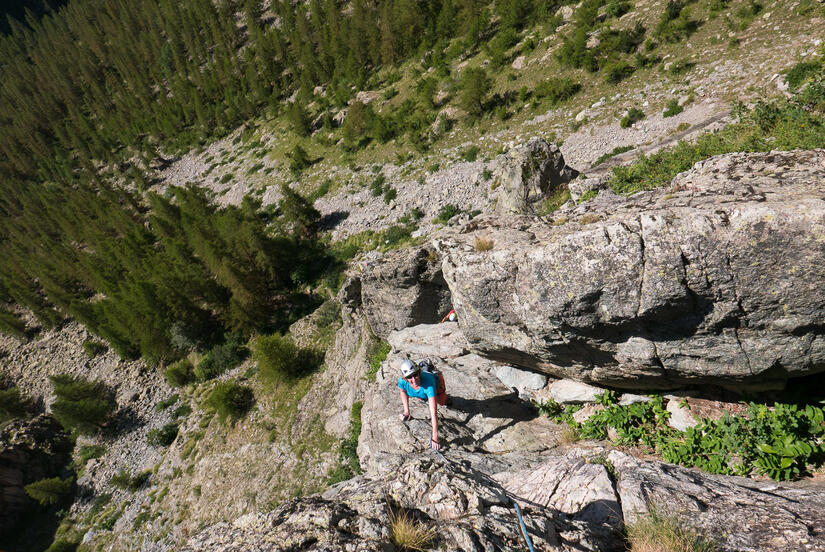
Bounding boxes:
418 358 447 405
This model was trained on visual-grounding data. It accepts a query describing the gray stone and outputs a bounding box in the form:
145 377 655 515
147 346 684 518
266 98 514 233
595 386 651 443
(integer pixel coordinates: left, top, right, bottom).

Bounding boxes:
493 365 548 395
666 398 699 431
437 150 825 390
353 245 452 339
618 393 652 406
490 137 579 214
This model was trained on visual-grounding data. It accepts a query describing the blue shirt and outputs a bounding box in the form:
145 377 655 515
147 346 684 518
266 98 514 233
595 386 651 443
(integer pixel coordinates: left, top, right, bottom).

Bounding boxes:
398 371 438 400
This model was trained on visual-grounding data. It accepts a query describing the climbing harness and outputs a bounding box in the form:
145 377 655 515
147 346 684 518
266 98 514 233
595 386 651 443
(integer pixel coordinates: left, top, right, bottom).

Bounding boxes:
403 422 536 552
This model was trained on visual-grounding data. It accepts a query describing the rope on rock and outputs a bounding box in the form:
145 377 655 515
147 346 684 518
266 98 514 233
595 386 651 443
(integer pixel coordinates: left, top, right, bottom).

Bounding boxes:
405 422 535 552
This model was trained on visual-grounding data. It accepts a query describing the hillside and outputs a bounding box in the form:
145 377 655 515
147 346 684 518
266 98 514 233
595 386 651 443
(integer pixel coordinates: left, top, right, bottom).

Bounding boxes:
1 0 825 551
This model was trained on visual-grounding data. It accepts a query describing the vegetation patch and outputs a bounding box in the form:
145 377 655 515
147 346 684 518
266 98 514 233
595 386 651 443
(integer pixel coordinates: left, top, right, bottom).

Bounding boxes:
25 476 74 506
366 340 392 382
49 375 116 436
538 391 825 481
626 505 718 552
0 387 31 423
609 85 825 195
147 422 180 447
206 382 255 423
327 401 364 484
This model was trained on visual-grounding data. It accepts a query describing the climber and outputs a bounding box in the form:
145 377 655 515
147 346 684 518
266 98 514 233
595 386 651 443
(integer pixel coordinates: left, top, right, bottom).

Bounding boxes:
397 358 448 451
440 308 457 323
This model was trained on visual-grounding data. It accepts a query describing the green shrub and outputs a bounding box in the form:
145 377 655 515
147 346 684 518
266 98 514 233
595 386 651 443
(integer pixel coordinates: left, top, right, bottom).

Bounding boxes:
461 146 481 162
0 307 27 339
0 387 30 423
534 77 582 106
663 99 684 118
433 204 460 225
785 60 824 91
82 340 107 358
24 476 73 506
110 469 150 491
194 336 247 382
620 108 645 128
289 144 312 174
539 391 825 481
147 422 180 447
165 359 194 387
604 60 636 84
49 374 116 435
253 333 301 383
219 173 233 184
77 444 106 466
206 382 254 423
155 394 179 412
383 187 397 203
369 174 386 196
655 1 700 43
605 0 632 18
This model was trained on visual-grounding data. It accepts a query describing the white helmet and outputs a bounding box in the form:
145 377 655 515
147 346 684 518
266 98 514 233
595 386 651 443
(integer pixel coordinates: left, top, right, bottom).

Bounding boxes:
448 312 457 322
399 359 418 378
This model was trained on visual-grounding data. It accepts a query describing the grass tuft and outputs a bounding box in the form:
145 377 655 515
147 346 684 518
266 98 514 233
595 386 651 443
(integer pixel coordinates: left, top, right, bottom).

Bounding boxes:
626 507 717 552
389 505 436 551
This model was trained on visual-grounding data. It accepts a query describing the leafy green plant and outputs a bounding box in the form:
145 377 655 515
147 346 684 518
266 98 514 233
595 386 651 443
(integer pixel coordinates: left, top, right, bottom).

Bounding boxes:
253 333 321 383
25 476 74 506
461 146 480 162
663 99 683 118
594 145 633 166
785 60 824 91
110 469 150 491
433 204 460 225
206 382 254 423
366 340 391 382
77 444 106 466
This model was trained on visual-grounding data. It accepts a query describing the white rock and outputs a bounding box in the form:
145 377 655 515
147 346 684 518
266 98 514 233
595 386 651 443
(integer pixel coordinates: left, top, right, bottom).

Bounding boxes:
511 55 526 70
618 393 651 406
666 398 699 431
547 379 605 404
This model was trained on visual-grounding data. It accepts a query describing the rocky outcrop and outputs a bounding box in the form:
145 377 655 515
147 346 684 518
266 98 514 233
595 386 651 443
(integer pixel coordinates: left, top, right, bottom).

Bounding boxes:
0 415 72 535
344 245 452 339
491 137 578 214
437 150 825 390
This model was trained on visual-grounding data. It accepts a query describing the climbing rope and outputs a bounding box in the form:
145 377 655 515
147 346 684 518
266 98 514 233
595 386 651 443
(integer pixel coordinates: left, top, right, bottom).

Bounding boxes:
404 421 535 552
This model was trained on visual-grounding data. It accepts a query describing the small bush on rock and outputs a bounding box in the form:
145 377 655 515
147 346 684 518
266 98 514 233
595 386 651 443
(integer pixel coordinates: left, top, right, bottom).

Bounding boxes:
82 340 106 358
207 382 254 423
194 336 247 382
147 422 180 447
663 99 684 118
626 505 718 552
621 108 645 128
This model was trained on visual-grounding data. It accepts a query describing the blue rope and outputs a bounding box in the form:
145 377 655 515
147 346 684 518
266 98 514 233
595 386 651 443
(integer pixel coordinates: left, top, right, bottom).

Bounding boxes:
408 425 534 552
511 499 536 552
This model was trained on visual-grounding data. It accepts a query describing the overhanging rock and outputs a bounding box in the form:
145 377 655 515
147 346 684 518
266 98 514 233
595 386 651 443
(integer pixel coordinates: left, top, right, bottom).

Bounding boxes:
436 150 825 390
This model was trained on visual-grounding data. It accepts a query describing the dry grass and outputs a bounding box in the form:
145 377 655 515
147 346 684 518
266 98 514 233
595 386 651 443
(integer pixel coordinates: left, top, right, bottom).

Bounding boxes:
626 508 717 552
579 213 602 225
389 505 436 551
560 426 580 444
473 236 495 251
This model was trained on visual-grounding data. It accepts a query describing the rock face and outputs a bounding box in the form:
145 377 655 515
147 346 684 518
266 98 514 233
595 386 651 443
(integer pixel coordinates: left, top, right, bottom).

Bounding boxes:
185 321 825 552
438 150 825 389
491 137 579 214
0 415 72 535
346 245 452 339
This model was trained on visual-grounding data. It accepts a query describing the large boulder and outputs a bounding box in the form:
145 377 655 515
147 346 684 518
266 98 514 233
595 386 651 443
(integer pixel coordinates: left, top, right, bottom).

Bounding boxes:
344 246 452 339
491 137 579 214
0 415 72 535
437 150 825 390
